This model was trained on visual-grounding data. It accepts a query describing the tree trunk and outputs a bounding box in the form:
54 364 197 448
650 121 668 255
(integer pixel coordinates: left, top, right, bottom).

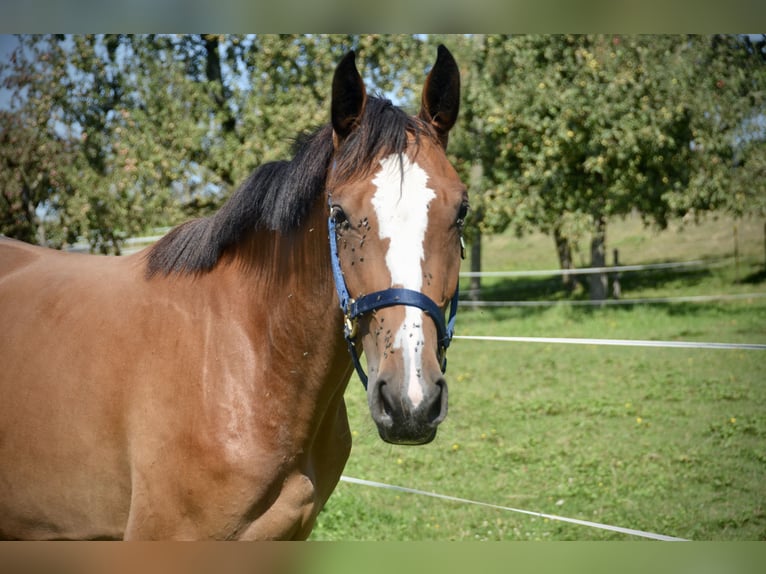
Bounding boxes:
203 34 236 187
589 216 607 301
554 226 577 291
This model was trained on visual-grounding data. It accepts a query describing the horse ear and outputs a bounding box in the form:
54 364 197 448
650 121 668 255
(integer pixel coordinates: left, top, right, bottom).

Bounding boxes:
419 45 461 148
332 50 367 146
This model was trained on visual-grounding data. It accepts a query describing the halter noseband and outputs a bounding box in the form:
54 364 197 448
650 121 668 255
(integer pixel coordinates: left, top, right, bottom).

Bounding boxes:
329 202 459 388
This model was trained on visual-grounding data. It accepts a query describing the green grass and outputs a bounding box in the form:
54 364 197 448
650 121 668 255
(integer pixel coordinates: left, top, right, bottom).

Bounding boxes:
309 214 766 541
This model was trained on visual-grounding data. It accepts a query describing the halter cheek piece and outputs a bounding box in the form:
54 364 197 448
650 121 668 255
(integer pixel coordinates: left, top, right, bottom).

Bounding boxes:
328 200 460 388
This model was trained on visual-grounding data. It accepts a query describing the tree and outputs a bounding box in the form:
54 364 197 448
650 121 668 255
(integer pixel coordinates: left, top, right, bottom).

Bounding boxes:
665 35 766 221
1 38 74 247
1 35 203 251
0 34 432 252
0 109 72 246
458 35 766 299
5 34 763 269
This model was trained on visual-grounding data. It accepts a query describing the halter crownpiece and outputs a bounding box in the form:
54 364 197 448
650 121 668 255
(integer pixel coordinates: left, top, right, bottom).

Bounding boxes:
328 203 459 388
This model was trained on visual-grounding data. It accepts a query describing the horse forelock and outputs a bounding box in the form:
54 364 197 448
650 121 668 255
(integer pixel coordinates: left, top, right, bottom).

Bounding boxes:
330 97 439 186
144 95 438 279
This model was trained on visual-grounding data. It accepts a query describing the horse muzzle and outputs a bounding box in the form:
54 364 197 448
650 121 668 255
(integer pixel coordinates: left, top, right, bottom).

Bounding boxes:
367 369 448 445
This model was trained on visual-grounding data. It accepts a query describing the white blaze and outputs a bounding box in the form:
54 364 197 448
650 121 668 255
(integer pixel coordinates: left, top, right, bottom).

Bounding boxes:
371 154 435 407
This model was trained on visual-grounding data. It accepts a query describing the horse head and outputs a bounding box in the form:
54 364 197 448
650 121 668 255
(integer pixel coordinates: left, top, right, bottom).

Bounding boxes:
327 46 467 445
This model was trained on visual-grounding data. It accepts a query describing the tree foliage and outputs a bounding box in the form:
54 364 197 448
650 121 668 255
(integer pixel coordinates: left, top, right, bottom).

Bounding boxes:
460 35 765 233
450 34 765 296
0 34 429 252
1 34 764 267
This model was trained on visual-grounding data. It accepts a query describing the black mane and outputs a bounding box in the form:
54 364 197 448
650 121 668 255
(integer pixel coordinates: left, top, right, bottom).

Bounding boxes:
144 96 436 278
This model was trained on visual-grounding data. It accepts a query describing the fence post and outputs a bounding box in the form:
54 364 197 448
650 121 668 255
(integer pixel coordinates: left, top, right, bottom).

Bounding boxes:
470 231 482 302
589 216 607 301
734 221 740 282
468 163 483 302
612 248 621 299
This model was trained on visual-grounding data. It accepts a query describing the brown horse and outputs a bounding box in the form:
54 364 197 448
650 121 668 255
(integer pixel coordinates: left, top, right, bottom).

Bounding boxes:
0 46 466 540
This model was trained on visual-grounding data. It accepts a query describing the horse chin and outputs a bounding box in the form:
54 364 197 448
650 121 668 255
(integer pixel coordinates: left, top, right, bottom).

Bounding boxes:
376 426 438 446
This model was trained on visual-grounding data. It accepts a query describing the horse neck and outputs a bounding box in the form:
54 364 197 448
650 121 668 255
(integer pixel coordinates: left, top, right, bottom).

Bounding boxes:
225 194 352 413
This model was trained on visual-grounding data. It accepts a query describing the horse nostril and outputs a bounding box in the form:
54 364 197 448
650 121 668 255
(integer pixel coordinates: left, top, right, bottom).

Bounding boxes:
377 381 394 418
369 378 395 425
427 379 448 426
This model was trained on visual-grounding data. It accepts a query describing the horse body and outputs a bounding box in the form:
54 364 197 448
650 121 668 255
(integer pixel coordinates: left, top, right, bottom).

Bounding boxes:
0 45 464 540
0 202 352 539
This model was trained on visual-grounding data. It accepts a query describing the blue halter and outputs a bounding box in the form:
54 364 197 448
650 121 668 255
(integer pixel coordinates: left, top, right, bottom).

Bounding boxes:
328 202 460 388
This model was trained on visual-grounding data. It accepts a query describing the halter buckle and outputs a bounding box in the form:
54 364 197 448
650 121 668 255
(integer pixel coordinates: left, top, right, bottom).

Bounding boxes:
344 314 358 339
344 299 358 339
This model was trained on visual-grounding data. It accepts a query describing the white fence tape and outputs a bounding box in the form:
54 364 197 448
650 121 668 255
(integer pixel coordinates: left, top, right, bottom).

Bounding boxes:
340 475 689 542
459 292 766 308
454 335 766 351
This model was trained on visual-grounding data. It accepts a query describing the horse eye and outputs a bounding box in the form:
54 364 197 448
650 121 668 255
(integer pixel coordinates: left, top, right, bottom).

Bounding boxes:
330 205 347 225
456 202 469 227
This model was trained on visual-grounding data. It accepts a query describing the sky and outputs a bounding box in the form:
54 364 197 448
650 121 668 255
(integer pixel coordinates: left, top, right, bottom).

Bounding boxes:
0 35 20 109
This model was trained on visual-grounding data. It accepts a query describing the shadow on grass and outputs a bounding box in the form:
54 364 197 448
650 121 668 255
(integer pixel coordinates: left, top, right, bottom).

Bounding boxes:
467 265 715 303
459 261 766 323
740 267 766 285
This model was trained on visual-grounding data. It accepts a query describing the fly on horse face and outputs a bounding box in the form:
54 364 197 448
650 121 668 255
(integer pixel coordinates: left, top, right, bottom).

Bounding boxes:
0 45 466 540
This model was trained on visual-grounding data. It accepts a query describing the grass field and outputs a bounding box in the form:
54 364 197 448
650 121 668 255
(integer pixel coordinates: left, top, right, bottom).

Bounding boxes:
309 214 766 541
